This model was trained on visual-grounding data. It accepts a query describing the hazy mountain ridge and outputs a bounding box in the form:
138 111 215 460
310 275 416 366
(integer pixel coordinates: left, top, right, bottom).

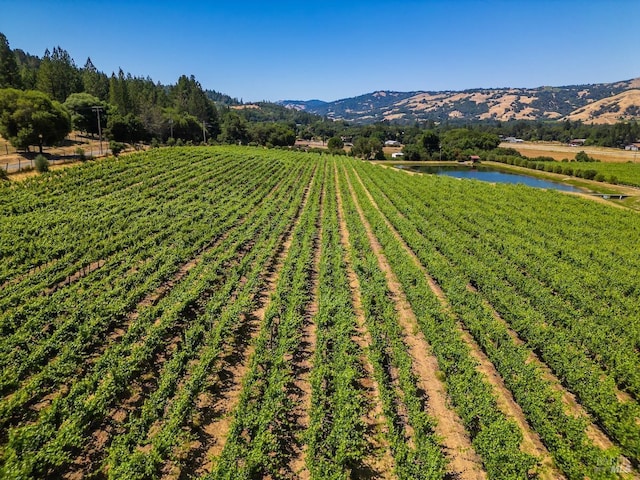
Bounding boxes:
279 78 640 124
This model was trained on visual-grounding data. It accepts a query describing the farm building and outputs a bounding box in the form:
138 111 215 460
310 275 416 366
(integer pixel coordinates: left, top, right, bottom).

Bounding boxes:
624 143 640 151
391 152 405 158
385 140 402 147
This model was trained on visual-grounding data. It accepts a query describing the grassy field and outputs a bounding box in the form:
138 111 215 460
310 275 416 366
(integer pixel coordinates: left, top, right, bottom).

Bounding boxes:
500 141 639 163
0 147 639 479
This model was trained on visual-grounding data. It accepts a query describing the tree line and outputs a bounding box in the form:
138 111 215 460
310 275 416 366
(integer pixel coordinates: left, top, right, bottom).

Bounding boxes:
322 120 638 161
0 32 321 152
1 31 637 157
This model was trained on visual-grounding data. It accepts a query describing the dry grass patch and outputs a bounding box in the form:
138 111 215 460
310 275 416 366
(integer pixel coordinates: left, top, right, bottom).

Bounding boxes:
500 141 638 163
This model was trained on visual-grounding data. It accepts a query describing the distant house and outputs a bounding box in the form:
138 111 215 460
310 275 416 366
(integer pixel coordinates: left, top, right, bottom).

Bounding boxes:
569 139 586 147
391 152 405 158
624 143 640 151
385 140 402 147
504 137 524 143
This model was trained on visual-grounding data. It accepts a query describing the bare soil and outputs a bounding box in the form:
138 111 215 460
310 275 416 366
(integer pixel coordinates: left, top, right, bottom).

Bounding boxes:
44 259 106 295
286 170 324 480
334 163 396 479
344 165 487 480
465 284 625 451
61 175 293 479
361 164 633 477
176 167 319 477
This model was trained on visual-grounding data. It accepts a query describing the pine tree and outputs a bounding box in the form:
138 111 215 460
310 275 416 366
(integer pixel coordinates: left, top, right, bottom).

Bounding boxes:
36 46 81 102
109 68 133 114
0 32 21 88
82 57 109 100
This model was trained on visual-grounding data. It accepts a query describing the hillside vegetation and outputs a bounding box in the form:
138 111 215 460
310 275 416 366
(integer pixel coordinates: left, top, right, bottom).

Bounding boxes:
281 78 640 124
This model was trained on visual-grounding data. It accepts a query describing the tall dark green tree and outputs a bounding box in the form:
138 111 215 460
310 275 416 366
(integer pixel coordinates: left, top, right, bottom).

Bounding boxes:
351 137 384 160
441 128 500 151
249 122 296 146
36 46 81 102
420 130 440 154
327 136 344 151
108 69 133 114
0 32 21 88
13 48 40 90
171 75 219 137
81 57 109 100
107 112 146 143
219 110 249 144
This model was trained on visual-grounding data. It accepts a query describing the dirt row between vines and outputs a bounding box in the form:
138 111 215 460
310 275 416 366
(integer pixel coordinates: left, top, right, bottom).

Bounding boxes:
12 221 241 428
350 166 563 480
344 166 419 453
25 175 286 424
334 162 397 479
286 165 324 480
359 162 640 476
60 171 304 479
168 166 321 478
465 283 635 473
342 164 488 480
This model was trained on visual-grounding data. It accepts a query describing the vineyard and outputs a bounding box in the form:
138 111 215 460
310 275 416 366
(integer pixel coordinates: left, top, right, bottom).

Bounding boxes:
1 146 639 479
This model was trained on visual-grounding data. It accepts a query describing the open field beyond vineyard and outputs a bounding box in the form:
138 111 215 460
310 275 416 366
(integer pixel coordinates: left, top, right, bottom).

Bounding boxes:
1 147 639 479
499 141 639 163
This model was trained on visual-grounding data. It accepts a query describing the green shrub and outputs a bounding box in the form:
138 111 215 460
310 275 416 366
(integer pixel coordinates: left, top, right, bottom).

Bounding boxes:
327 136 344 151
34 154 49 173
75 147 86 161
575 150 598 162
109 141 125 157
494 147 522 157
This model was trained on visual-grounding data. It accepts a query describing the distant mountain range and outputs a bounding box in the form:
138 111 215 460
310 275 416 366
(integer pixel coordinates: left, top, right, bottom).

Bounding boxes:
278 78 640 124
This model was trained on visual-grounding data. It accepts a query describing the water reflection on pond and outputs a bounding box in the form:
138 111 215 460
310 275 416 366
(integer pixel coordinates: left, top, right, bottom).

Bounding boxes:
397 164 585 193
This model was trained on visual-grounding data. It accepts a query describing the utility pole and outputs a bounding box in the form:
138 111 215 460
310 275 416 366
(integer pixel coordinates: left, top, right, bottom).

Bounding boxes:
202 121 207 144
92 106 104 155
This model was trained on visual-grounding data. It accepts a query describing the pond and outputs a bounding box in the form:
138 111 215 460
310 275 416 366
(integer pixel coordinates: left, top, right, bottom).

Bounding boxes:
397 164 585 193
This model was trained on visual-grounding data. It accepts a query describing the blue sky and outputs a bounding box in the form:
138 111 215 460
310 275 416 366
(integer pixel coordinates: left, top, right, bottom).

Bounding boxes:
0 0 637 102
